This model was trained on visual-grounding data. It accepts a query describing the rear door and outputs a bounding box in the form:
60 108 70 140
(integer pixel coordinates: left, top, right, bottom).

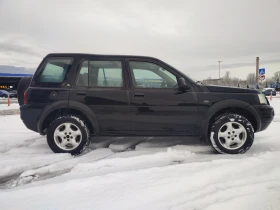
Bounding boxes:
126 58 199 135
69 56 130 135
22 56 74 133
28 56 74 108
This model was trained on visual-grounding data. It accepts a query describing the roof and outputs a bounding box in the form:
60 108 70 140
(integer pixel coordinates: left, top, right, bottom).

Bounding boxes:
46 53 158 60
0 73 33 77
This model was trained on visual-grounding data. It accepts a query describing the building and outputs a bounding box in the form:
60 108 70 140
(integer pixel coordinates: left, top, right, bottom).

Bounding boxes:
0 73 33 90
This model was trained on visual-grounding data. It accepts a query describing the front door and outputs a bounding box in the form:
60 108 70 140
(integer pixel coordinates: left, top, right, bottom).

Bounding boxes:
69 57 130 135
126 59 198 135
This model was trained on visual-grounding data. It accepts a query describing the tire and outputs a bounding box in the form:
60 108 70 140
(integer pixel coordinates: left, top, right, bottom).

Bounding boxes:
17 76 32 106
209 113 254 154
47 116 90 155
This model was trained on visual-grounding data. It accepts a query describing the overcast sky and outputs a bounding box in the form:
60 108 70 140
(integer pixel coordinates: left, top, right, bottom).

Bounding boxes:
0 0 279 80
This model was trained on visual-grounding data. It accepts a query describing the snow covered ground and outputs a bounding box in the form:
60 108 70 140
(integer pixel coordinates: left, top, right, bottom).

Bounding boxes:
0 103 19 111
0 98 18 104
0 99 280 210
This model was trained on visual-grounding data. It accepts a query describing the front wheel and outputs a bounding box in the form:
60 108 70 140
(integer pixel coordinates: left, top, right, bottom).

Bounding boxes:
47 116 90 155
209 113 254 154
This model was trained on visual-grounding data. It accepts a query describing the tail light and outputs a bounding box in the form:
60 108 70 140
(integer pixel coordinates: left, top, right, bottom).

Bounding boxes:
24 90 27 104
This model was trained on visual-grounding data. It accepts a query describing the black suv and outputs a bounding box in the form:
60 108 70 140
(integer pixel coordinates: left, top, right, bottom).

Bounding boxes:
18 53 274 155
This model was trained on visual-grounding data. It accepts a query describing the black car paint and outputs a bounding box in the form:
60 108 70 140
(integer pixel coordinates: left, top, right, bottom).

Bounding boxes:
125 57 199 136
20 53 274 143
69 56 130 135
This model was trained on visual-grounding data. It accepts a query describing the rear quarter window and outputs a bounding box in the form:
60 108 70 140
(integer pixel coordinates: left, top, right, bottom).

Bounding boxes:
38 58 73 84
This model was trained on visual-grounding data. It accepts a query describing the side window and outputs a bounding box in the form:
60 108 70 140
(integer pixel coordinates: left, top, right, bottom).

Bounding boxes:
129 61 177 88
39 58 72 83
76 60 89 86
76 60 123 87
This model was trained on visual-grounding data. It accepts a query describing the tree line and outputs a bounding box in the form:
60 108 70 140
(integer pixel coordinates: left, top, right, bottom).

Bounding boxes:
202 71 280 88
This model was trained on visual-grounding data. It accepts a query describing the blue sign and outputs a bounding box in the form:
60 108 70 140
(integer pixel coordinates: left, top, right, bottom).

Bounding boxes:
259 68 265 75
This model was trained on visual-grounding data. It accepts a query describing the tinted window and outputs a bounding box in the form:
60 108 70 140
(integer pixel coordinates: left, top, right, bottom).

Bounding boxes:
76 60 89 86
129 61 177 88
77 60 123 87
39 58 73 83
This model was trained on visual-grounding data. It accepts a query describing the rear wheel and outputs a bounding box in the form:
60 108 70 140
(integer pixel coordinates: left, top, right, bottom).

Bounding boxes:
47 116 90 155
209 113 254 154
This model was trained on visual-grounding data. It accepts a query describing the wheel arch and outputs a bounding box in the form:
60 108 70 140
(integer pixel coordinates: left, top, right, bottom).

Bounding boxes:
38 100 99 135
199 99 261 142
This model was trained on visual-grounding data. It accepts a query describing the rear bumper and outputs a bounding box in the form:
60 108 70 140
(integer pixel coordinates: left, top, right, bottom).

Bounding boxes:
22 121 38 132
20 104 42 133
253 105 274 132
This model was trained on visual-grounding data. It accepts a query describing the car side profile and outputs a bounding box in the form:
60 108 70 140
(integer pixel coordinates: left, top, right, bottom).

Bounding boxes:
9 90 18 98
18 53 274 155
0 90 9 98
0 90 17 98
262 88 276 96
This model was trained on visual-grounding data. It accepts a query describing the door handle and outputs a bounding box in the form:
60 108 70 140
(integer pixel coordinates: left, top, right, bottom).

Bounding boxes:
76 92 87 96
134 93 145 97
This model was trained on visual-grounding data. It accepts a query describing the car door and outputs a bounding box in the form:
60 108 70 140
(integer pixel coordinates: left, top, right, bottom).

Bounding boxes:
27 56 73 110
126 58 199 135
69 56 130 135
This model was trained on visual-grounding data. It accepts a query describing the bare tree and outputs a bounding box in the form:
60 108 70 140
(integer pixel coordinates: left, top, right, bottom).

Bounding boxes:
231 77 240 87
272 71 280 82
265 77 273 86
224 71 230 79
246 73 255 85
201 71 277 88
218 71 231 86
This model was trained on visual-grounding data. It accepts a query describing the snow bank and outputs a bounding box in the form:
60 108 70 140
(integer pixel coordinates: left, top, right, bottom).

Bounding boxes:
0 103 19 111
1 150 280 210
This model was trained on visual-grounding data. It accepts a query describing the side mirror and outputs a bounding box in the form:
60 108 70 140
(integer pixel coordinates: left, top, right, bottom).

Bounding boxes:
178 77 189 90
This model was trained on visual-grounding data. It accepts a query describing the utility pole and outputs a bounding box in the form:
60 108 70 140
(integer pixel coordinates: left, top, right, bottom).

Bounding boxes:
218 61 222 79
256 57 259 83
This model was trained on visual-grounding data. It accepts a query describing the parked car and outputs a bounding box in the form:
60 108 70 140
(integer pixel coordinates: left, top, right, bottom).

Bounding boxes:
9 90 17 98
262 88 276 96
0 90 9 98
18 53 274 155
0 90 17 98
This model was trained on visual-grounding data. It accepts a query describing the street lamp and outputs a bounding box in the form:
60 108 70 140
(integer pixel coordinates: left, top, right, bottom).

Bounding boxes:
218 61 222 79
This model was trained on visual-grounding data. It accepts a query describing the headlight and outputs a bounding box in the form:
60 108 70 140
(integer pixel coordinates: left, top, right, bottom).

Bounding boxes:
258 94 268 105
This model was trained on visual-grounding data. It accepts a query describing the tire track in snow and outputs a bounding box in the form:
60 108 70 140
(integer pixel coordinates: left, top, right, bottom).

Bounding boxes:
0 139 196 188
0 149 114 189
170 179 280 210
0 147 194 189
0 137 41 154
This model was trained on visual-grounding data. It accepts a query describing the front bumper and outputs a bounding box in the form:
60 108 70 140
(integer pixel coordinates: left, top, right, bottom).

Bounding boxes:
253 105 274 132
